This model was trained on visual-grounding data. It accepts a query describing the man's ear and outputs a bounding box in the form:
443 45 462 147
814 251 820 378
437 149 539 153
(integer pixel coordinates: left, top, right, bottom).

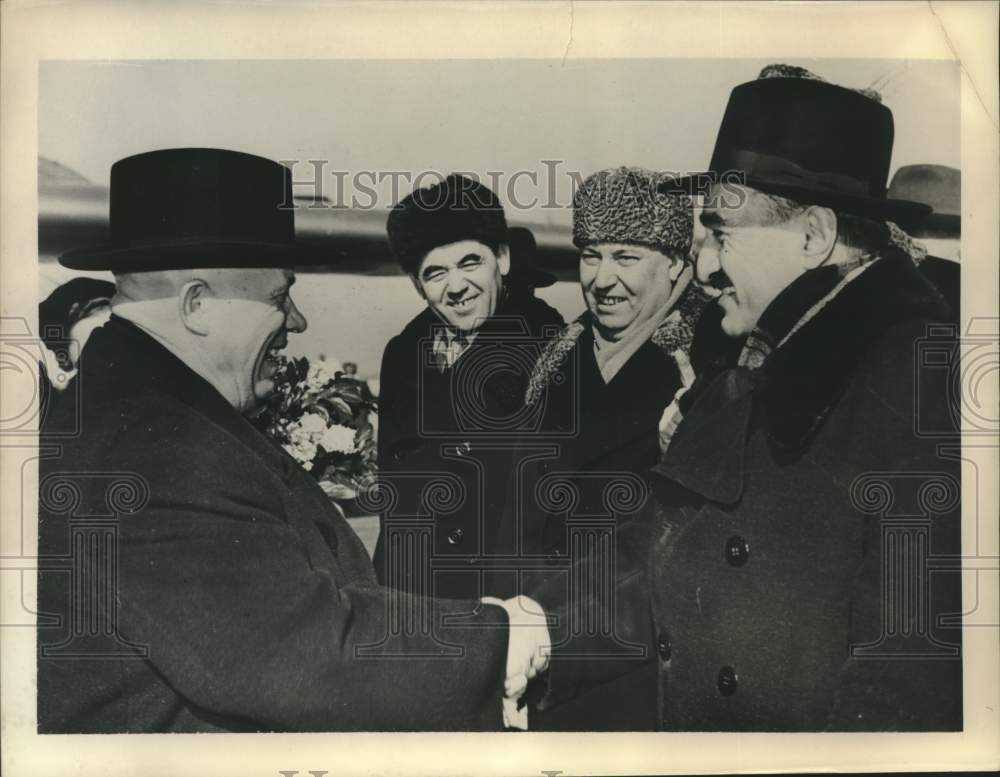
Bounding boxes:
667 253 687 282
409 274 426 300
496 244 511 276
179 279 211 335
802 206 838 269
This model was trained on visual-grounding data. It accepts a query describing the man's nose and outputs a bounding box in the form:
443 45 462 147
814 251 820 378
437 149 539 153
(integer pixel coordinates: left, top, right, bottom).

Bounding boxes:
286 298 308 333
696 244 720 285
445 270 470 297
593 258 619 290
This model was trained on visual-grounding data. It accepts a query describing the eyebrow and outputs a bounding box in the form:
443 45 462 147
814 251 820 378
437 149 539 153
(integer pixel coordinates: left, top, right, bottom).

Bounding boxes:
270 278 295 295
421 254 483 279
611 249 641 258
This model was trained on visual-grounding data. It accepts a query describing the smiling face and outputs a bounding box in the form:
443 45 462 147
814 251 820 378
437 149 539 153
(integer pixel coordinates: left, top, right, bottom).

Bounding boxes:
579 243 681 337
696 184 809 338
249 270 308 403
201 267 308 411
412 239 509 332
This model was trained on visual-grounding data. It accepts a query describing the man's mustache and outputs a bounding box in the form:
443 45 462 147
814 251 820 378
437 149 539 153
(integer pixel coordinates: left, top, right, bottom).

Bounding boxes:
699 270 734 296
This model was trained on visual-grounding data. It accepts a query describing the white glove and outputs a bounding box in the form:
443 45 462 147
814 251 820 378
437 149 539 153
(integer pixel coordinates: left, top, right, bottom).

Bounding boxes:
482 595 552 730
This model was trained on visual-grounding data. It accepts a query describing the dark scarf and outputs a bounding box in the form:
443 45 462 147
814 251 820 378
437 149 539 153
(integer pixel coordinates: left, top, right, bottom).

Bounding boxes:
736 262 857 369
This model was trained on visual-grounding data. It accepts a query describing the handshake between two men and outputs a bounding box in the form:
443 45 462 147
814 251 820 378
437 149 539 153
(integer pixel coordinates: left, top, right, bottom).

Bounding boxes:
483 595 552 730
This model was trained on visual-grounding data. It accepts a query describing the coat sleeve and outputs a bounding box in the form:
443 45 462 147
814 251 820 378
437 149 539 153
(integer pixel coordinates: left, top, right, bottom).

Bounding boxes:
114 401 509 732
825 320 962 730
527 510 658 710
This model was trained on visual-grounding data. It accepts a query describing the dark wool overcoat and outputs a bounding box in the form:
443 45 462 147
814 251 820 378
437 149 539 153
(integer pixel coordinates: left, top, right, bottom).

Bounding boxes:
37 317 510 733
373 294 563 601
543 253 963 731
486 313 686 731
918 254 960 318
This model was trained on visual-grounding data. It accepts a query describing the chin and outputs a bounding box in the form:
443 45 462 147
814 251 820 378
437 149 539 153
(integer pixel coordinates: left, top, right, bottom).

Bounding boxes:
449 310 485 332
720 311 754 339
594 312 630 333
440 312 466 330
253 379 276 405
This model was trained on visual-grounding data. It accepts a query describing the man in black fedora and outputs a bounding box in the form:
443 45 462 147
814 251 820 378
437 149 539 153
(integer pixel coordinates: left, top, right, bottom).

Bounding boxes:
888 163 961 315
37 148 550 733
535 68 962 731
504 225 563 323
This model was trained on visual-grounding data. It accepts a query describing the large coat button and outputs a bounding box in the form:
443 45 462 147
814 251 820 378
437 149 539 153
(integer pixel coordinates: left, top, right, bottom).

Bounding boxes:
724 535 750 567
456 441 472 457
656 631 672 661
447 528 464 546
717 665 738 696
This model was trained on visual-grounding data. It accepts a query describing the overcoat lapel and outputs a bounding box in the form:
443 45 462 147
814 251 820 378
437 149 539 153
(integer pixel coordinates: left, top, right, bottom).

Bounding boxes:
759 252 952 455
651 367 755 504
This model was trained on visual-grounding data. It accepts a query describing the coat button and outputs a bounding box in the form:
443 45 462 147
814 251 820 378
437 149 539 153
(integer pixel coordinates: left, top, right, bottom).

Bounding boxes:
717 666 738 696
447 527 464 546
456 441 472 457
656 631 672 661
544 548 563 565
724 535 750 567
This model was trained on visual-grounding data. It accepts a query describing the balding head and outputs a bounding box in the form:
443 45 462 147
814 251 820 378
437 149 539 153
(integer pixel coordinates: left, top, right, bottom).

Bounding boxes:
111 266 307 414
115 267 294 303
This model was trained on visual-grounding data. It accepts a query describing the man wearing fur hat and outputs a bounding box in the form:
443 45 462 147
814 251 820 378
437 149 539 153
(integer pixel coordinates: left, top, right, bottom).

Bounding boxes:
536 70 962 731
487 167 705 730
37 150 550 732
373 174 563 603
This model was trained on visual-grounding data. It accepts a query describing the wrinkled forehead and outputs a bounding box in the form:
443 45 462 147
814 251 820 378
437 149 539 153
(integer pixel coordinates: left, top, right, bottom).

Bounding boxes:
208 267 294 299
115 266 295 302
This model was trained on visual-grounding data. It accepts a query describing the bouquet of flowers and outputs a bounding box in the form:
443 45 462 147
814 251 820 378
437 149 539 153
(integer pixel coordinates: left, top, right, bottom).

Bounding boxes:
252 354 378 503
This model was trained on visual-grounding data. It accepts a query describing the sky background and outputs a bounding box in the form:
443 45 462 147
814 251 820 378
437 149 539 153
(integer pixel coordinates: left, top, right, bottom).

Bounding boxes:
39 58 959 378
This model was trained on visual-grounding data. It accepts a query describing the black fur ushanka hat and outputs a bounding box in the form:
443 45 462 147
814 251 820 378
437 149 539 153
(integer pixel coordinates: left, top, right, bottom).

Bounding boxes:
386 174 509 274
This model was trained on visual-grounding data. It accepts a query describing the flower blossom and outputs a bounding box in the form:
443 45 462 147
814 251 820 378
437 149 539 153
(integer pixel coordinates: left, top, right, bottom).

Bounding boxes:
307 355 343 391
283 434 317 470
320 423 357 454
298 412 328 436
283 413 328 469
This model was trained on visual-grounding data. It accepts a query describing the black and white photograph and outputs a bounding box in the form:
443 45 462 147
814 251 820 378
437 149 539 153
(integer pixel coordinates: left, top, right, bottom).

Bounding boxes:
2 2 998 776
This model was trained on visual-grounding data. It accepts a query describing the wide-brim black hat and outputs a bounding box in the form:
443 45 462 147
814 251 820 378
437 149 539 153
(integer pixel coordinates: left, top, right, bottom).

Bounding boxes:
661 77 930 223
59 148 330 271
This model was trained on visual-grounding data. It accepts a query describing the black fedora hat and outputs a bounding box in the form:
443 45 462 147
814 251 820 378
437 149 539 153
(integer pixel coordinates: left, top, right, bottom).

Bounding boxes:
506 226 556 289
887 164 961 236
662 76 930 223
59 148 329 271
